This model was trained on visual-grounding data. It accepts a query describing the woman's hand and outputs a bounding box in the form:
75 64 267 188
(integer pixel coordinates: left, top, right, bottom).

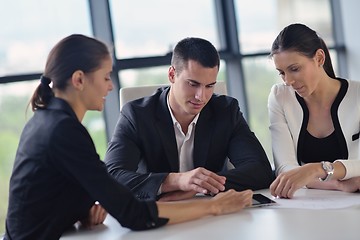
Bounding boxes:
80 202 107 229
270 163 322 198
157 189 253 225
210 189 253 215
158 190 197 202
337 176 360 192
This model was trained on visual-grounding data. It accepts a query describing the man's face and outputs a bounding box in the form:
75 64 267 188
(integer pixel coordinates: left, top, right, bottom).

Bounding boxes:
168 60 218 119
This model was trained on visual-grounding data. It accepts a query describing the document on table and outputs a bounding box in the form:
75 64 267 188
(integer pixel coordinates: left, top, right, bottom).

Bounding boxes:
259 188 360 210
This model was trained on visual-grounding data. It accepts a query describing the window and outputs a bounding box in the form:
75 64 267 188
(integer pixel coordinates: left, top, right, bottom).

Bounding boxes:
119 66 169 87
0 81 37 233
235 0 333 53
0 0 92 76
110 0 219 59
0 0 93 233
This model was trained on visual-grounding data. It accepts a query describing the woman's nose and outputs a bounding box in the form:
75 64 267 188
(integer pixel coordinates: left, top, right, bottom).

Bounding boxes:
109 80 114 91
283 76 295 86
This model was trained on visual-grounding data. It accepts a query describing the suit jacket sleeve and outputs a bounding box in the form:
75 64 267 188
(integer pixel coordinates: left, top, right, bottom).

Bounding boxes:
213 97 274 191
52 117 168 230
105 106 169 200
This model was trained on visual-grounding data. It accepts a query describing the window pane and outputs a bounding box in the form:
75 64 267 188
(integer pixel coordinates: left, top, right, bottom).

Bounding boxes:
0 0 92 76
83 112 107 160
119 66 169 87
110 0 219 59
218 60 227 82
235 0 333 53
329 50 339 76
243 57 282 166
0 80 37 234
119 61 227 87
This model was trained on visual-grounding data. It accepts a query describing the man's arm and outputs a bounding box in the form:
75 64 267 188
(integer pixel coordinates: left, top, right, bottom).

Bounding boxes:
157 168 226 201
218 100 274 191
105 104 228 201
104 111 168 200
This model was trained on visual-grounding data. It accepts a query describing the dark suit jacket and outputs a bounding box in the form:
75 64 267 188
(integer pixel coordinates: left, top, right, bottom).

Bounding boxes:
105 87 274 200
5 97 166 240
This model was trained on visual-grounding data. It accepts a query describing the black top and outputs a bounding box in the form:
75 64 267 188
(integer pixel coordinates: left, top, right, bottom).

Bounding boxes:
301 130 342 163
296 78 349 165
105 87 274 200
5 97 167 240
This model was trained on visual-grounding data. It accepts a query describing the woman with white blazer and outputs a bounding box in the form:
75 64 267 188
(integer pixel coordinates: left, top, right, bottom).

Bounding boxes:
268 23 360 198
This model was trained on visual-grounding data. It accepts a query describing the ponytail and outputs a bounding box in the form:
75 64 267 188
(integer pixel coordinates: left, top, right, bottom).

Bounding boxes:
319 38 336 78
30 75 54 111
29 34 110 112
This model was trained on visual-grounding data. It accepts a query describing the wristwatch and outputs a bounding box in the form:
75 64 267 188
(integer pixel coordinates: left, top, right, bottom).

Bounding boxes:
319 161 334 182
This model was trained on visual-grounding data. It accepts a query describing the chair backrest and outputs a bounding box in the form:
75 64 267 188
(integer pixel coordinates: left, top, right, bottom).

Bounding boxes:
119 81 227 110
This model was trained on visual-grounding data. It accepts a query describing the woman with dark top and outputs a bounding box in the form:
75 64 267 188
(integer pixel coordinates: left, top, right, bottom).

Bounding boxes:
268 23 360 198
4 34 253 240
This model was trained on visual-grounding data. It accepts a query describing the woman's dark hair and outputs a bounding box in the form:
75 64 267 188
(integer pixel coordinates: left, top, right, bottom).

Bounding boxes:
171 37 220 74
270 23 335 78
30 34 110 111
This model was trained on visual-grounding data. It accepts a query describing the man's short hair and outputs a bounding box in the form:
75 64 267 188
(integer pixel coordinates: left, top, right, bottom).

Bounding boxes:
171 37 220 74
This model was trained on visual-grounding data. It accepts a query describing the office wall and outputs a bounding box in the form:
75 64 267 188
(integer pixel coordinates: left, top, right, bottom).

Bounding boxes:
341 0 360 81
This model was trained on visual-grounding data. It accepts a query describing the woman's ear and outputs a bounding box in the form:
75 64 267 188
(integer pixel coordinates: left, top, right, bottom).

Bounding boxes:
71 70 85 91
315 49 325 67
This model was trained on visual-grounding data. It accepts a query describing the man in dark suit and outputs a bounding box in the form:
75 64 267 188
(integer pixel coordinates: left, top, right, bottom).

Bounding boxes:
105 37 274 201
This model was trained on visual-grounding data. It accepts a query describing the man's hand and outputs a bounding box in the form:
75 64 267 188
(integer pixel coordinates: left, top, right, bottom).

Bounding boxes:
161 167 226 195
80 202 107 229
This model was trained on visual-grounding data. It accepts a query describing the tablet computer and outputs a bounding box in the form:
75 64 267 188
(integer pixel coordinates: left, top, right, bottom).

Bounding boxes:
251 193 277 207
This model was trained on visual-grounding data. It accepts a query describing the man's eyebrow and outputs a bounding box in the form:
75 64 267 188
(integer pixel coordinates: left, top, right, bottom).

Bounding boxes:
187 79 217 86
187 79 200 84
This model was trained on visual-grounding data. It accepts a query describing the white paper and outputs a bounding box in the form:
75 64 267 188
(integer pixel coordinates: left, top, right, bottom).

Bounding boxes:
256 188 360 209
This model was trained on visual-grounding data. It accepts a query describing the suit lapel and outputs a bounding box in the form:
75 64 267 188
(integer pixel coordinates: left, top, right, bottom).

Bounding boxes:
155 88 179 171
193 104 215 168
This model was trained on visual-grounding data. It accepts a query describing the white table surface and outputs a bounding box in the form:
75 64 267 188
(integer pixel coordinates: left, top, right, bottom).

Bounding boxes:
61 188 360 240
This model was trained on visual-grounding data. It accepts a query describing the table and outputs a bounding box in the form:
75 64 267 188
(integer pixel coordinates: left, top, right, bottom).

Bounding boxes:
61 188 360 240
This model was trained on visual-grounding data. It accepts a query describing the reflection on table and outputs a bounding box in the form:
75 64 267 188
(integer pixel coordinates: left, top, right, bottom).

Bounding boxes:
61 188 360 240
